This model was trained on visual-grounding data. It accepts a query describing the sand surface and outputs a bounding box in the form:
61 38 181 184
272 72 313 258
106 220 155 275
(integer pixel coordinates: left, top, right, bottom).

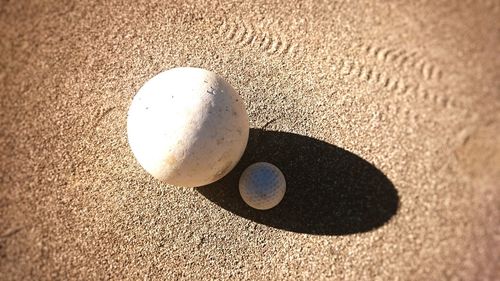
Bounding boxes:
1 0 499 280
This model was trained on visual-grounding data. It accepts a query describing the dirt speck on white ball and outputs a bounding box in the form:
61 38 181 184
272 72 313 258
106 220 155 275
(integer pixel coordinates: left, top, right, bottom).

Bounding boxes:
127 67 249 187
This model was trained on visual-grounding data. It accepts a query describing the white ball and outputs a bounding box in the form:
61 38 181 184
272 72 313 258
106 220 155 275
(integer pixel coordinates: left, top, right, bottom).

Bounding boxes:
239 162 286 210
127 67 249 187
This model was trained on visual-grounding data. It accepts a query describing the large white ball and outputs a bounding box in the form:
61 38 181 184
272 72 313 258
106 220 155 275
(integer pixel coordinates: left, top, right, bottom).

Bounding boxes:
127 67 249 187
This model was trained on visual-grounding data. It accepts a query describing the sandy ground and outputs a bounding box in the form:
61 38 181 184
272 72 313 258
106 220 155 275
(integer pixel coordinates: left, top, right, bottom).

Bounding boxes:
1 0 499 280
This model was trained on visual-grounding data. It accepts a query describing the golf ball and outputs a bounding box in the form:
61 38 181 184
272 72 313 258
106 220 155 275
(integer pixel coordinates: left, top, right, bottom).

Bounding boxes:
239 162 286 210
127 67 249 187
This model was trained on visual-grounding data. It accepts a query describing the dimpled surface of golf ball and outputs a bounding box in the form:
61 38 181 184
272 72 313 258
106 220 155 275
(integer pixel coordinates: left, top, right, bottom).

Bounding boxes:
239 162 286 210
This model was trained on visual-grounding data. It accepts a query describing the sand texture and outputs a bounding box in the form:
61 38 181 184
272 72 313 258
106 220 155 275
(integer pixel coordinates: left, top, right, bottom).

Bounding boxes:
1 0 499 280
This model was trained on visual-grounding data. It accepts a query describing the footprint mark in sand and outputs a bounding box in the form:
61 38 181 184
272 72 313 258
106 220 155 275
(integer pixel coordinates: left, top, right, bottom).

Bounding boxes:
218 21 457 120
381 102 422 124
336 58 408 93
360 43 444 82
216 18 301 58
346 42 460 115
331 55 456 113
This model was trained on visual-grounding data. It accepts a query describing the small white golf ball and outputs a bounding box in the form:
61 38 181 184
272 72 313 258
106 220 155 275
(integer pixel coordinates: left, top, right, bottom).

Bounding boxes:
239 162 286 210
127 67 249 187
